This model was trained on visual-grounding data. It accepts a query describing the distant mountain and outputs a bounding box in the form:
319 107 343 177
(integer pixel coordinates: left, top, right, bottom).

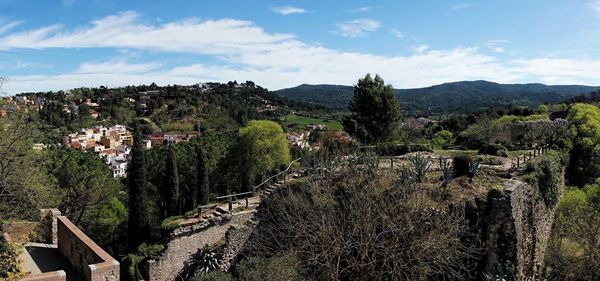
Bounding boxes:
274 81 600 115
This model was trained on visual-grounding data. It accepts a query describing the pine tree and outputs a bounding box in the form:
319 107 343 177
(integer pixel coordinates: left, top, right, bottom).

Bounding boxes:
343 74 401 144
196 146 210 206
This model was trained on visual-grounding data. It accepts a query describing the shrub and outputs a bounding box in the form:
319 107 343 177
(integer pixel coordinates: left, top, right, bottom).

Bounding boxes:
0 239 22 280
190 271 233 281
453 155 472 177
469 160 480 178
235 255 302 281
478 143 509 157
526 153 562 206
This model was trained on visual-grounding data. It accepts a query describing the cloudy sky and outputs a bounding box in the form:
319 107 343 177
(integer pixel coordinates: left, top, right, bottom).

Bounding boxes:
1 0 600 94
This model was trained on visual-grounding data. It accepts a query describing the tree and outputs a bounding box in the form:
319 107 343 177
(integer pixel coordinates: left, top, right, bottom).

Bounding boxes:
237 120 291 191
547 180 600 280
196 146 210 206
566 103 600 186
164 147 180 216
0 114 57 220
44 147 122 224
127 125 158 250
343 74 401 144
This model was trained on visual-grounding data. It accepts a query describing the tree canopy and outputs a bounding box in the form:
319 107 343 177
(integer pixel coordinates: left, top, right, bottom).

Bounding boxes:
343 74 401 144
237 120 291 190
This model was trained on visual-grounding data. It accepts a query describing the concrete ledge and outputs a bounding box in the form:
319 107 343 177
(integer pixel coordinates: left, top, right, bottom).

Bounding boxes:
20 270 66 281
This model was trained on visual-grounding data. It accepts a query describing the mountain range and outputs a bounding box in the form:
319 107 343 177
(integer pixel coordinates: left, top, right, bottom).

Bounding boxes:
274 80 600 116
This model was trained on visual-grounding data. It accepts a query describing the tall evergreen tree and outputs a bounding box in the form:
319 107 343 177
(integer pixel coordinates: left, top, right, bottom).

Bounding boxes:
127 125 153 250
165 147 180 216
343 74 401 144
196 146 210 205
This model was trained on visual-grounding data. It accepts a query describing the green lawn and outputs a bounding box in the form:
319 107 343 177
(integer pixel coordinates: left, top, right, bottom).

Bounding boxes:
282 114 343 130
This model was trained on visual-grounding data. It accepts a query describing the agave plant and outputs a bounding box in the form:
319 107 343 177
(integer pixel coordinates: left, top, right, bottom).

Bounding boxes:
188 245 220 276
469 159 480 179
441 160 453 187
408 153 432 182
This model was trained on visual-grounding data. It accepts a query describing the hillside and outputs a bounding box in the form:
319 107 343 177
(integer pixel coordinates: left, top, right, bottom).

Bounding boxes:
274 81 600 115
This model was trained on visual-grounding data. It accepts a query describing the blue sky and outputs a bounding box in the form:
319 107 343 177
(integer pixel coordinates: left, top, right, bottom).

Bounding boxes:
1 0 600 94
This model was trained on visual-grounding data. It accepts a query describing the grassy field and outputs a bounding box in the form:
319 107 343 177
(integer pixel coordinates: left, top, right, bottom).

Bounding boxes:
283 114 343 130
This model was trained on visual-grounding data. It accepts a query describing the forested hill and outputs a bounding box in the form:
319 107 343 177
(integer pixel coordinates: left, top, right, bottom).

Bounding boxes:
274 81 600 115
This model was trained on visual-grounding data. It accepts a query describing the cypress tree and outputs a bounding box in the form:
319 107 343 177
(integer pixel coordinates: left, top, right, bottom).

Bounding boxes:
127 125 149 250
196 146 210 206
165 147 180 216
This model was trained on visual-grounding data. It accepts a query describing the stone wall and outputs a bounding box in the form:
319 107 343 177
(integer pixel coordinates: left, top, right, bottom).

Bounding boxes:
147 211 256 281
477 179 559 280
56 216 119 281
219 224 254 271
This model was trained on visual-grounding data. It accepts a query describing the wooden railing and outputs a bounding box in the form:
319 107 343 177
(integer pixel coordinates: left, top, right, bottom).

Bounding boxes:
510 147 550 170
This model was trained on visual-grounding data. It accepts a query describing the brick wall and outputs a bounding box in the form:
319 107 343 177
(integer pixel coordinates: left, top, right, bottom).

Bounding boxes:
56 216 119 281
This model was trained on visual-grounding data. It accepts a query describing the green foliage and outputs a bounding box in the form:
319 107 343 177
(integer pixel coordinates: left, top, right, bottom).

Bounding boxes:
408 154 432 182
494 114 547 124
526 153 562 206
441 160 453 187
549 180 600 280
44 147 122 225
478 143 509 157
432 129 454 147
282 114 342 130
160 216 183 233
164 147 181 216
0 239 21 279
128 125 160 250
452 155 472 177
236 120 291 190
275 81 597 116
566 103 600 186
469 159 480 179
0 114 58 220
343 74 401 144
197 146 210 206
187 245 220 276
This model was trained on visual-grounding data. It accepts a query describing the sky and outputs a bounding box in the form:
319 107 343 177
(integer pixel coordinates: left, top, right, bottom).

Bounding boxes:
1 0 600 94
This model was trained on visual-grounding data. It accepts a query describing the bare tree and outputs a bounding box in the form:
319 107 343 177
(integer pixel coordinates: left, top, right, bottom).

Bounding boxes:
247 159 478 281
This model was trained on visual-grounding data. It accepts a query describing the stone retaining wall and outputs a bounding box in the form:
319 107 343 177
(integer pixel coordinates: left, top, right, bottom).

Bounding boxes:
148 211 256 281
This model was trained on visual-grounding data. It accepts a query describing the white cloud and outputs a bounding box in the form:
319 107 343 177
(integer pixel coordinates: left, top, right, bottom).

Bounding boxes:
485 39 511 53
62 0 75 7
451 3 475 11
0 20 22 35
335 18 380 38
1 12 600 94
592 1 600 13
390 28 404 39
271 6 306 15
348 7 372 13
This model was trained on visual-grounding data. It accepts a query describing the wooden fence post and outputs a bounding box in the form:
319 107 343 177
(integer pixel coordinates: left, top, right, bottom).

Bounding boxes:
228 197 233 211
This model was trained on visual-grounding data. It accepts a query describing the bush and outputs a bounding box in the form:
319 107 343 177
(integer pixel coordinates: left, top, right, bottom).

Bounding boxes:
453 155 472 177
478 143 509 157
234 255 302 281
191 271 233 281
526 153 562 206
0 239 22 280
